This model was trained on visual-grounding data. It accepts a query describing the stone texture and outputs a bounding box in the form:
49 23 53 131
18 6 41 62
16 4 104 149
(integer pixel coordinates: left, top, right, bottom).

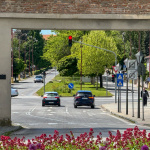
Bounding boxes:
0 0 150 14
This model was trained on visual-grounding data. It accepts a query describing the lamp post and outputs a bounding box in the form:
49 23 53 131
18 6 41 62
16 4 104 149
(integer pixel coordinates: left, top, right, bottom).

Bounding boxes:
80 37 83 90
135 51 144 119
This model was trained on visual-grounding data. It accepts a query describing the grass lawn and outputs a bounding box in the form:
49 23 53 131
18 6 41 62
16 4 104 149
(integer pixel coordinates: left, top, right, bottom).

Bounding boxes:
36 75 113 97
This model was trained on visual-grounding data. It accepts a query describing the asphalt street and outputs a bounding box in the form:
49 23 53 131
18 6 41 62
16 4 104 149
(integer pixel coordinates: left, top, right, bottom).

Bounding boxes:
10 71 150 140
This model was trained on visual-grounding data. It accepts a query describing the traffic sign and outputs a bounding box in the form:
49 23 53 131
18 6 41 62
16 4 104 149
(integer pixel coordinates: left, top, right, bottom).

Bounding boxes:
117 73 123 87
123 65 126 71
117 73 123 80
112 66 118 73
116 63 122 72
68 83 74 89
117 80 123 87
128 60 137 70
127 70 137 79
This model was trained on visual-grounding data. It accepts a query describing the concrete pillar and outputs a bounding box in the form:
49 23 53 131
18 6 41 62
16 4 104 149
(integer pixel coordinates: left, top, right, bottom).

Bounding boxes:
0 23 11 125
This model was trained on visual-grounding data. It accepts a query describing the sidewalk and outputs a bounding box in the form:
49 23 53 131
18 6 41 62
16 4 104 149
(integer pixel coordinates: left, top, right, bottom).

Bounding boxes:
0 125 22 136
101 101 150 126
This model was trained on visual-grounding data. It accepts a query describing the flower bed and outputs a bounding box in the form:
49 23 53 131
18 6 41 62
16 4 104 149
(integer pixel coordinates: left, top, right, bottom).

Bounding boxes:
0 126 149 150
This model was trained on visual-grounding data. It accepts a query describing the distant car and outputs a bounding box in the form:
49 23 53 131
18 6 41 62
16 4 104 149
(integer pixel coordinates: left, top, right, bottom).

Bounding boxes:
42 92 61 106
34 75 43 83
73 90 95 109
11 87 19 97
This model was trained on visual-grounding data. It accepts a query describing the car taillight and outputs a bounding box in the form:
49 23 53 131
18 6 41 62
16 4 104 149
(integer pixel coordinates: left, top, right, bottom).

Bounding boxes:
43 96 47 98
89 97 94 99
55 97 59 98
75 96 81 99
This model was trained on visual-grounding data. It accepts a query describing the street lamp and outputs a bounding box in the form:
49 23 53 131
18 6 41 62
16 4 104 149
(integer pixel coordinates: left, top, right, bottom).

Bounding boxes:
135 51 144 119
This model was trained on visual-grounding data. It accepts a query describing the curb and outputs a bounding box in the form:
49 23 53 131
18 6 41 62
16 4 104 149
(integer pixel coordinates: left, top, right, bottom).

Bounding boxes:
100 105 136 124
0 125 23 136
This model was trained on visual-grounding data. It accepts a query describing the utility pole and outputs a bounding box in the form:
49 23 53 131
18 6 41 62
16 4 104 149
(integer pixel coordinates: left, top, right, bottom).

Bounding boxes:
11 29 14 83
29 46 31 76
137 31 141 118
149 32 150 78
32 37 34 75
80 37 83 90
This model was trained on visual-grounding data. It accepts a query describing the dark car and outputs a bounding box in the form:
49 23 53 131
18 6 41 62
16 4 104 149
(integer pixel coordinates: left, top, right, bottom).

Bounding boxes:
34 75 43 83
42 92 60 106
73 90 95 109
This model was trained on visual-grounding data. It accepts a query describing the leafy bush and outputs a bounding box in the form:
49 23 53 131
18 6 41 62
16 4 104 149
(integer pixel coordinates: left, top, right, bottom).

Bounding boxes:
0 126 150 150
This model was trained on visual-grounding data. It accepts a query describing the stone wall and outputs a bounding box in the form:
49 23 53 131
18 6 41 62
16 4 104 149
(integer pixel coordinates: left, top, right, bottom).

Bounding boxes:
0 0 150 14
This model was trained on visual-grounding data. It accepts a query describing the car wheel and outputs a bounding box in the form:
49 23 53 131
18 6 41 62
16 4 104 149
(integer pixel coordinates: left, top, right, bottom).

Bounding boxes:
91 105 95 109
58 103 60 106
34 81 36 83
42 103 45 107
74 105 77 108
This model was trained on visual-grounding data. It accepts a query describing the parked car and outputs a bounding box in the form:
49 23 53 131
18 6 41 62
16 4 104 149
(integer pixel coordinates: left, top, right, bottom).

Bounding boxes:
73 90 95 109
42 92 61 106
34 75 43 83
11 87 19 97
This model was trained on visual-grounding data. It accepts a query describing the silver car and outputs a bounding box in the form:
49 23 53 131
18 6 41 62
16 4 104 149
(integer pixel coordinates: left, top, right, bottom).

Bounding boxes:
11 87 19 97
34 75 43 83
42 92 61 106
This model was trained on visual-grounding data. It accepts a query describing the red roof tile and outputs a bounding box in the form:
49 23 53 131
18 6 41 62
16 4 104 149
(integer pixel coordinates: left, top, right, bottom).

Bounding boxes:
42 34 56 40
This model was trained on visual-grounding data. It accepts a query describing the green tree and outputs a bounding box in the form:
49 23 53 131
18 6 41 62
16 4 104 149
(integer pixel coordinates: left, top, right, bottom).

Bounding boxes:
13 58 26 81
71 30 118 88
57 55 78 76
43 30 89 67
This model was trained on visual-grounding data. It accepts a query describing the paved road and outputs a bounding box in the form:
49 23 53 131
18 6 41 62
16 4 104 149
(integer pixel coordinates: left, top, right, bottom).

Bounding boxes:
10 72 150 140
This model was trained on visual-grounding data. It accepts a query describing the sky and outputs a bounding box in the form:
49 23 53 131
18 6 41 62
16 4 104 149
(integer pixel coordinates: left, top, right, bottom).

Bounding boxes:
40 30 56 35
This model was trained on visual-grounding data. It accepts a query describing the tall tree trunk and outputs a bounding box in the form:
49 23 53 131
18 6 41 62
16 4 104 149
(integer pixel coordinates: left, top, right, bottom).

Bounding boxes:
99 74 103 88
96 75 98 90
91 77 95 86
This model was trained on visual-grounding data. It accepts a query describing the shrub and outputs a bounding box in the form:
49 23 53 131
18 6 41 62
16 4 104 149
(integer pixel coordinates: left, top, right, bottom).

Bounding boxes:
0 126 150 150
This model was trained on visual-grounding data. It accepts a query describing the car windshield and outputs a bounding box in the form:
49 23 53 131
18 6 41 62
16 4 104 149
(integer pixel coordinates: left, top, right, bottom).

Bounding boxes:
45 93 58 96
77 92 92 97
36 76 42 78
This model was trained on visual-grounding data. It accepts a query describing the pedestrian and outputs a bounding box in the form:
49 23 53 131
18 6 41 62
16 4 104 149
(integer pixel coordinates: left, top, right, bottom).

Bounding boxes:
141 87 149 106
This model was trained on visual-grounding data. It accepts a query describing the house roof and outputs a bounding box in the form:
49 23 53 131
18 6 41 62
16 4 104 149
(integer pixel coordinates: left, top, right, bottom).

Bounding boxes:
42 34 56 40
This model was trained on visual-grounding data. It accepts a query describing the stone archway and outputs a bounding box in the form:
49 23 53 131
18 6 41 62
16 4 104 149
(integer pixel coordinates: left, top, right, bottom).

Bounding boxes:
1 13 150 125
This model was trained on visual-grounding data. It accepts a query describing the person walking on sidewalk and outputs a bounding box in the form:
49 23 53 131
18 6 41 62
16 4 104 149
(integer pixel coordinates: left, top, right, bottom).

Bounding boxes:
141 87 149 106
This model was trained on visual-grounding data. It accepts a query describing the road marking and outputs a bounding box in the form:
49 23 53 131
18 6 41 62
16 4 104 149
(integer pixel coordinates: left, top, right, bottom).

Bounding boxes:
48 123 58 125
48 114 53 115
47 110 52 111
26 106 36 115
12 112 19 113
